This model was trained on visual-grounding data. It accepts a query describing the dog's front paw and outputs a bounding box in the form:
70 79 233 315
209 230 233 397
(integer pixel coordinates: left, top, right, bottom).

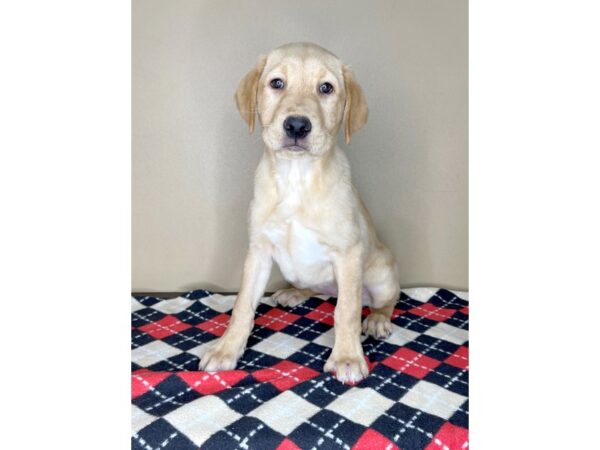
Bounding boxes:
324 350 369 384
362 313 392 339
198 337 245 372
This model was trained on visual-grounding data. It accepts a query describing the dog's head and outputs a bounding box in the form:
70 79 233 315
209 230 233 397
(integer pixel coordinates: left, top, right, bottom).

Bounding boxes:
235 43 368 157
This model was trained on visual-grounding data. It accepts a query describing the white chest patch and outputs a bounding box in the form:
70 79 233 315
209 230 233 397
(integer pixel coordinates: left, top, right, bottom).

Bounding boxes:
263 219 334 289
260 158 335 289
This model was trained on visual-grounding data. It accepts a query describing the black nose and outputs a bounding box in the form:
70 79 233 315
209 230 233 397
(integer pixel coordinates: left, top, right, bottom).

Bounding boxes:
283 116 312 139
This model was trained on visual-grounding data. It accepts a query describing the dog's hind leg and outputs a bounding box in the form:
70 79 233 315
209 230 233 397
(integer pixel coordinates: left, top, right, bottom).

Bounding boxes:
362 248 400 340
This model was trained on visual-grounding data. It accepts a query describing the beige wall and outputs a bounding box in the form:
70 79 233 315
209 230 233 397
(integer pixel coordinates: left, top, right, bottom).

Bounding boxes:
132 0 468 292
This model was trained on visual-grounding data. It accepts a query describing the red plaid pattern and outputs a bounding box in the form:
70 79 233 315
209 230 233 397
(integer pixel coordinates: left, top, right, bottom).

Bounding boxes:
276 438 303 450
353 429 400 450
178 370 249 395
408 303 457 321
253 360 320 390
131 288 468 450
255 308 302 331
131 369 170 399
425 422 469 450
445 346 469 370
196 313 230 336
138 315 191 339
382 347 443 379
305 301 335 325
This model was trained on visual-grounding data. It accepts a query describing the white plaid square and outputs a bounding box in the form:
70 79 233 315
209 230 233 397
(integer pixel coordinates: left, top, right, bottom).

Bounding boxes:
424 322 468 345
248 390 320 435
164 396 242 447
199 294 236 313
131 404 155 433
151 297 195 314
400 380 467 419
131 341 182 367
326 387 395 426
313 328 336 348
450 289 468 300
259 296 278 307
403 288 438 302
314 328 366 348
131 297 146 312
251 332 309 359
185 342 214 359
385 324 420 346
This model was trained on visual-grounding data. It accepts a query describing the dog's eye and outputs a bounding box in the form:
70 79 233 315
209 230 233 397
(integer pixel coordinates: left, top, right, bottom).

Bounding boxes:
270 78 285 89
319 82 334 94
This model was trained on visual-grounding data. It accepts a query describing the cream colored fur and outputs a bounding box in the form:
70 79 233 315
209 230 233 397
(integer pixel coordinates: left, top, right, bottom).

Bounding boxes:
199 43 400 383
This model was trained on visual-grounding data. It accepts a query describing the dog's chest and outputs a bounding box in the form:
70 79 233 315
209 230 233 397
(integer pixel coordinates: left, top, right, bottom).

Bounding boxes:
260 159 334 287
263 219 329 274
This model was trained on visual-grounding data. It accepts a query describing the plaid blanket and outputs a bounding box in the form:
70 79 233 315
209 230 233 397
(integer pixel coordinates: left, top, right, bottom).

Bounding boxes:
132 288 469 450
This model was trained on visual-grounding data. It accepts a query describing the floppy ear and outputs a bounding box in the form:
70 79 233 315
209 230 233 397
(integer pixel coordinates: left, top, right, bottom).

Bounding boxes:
235 55 267 133
342 65 368 144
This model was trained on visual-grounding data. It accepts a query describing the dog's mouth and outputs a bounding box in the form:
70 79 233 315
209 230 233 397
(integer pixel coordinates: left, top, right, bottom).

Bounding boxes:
282 137 310 152
282 144 309 152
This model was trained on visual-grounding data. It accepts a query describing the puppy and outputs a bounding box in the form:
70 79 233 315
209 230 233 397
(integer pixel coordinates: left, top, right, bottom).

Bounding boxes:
199 43 400 383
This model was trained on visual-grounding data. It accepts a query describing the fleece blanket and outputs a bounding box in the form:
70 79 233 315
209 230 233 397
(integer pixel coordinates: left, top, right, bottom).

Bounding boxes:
132 288 469 450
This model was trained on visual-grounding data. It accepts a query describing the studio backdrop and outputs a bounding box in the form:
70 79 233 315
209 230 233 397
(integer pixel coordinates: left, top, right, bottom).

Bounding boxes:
132 0 468 292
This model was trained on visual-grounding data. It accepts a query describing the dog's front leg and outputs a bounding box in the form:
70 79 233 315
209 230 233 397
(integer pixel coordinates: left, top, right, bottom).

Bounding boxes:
324 245 369 383
199 242 272 371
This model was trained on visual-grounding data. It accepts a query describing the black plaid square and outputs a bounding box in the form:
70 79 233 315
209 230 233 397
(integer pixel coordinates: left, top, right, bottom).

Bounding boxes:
133 375 200 416
423 362 469 397
161 327 209 351
362 364 421 401
301 296 328 310
371 402 445 450
173 308 215 327
393 312 438 333
182 290 212 300
405 334 460 362
237 348 283 371
182 300 222 320
246 325 278 348
131 308 166 328
290 373 352 408
131 329 154 349
445 311 469 329
289 409 365 449
435 289 467 305
146 351 199 372
281 316 332 341
363 341 404 363
287 342 331 372
398 293 427 308
133 295 162 307
449 399 469 429
132 418 197 450
203 417 284 450
217 381 281 415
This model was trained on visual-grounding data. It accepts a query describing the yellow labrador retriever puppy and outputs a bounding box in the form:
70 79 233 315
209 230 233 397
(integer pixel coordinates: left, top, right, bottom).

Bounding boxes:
199 43 400 383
